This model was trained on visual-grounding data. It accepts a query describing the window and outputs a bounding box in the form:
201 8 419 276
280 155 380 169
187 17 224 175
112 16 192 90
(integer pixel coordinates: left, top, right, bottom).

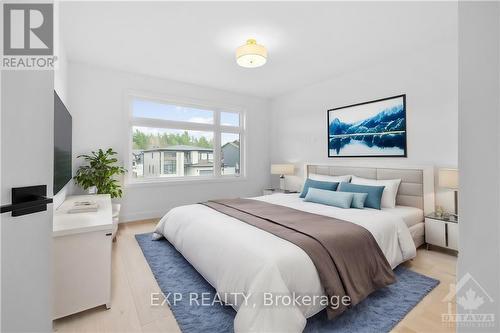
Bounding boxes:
132 98 214 124
162 152 177 175
221 133 240 175
221 112 240 127
129 95 244 182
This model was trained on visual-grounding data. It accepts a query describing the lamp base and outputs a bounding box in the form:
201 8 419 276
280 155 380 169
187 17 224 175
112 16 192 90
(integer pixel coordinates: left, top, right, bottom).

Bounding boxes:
279 175 285 191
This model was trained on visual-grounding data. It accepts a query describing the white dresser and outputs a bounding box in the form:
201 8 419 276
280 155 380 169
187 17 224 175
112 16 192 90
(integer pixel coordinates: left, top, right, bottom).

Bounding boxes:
53 194 113 319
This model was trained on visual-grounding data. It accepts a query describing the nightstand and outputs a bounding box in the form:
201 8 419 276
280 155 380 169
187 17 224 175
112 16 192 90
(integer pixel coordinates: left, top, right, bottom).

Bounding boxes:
262 188 299 195
425 213 458 251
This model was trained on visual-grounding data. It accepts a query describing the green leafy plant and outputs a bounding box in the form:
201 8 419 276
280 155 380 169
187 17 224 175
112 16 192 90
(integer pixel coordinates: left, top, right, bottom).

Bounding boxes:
74 148 127 198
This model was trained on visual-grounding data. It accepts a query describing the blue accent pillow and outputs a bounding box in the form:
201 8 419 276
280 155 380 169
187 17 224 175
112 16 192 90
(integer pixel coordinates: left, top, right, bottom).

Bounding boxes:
350 192 368 209
304 188 354 209
338 182 385 209
299 179 339 198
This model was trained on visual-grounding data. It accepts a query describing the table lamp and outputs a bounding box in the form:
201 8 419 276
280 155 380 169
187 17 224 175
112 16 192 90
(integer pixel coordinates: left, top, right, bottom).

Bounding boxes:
271 164 294 191
438 168 459 217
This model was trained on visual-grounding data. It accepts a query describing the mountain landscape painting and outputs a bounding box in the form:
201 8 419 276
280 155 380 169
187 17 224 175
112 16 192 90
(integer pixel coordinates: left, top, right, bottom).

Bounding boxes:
328 95 407 157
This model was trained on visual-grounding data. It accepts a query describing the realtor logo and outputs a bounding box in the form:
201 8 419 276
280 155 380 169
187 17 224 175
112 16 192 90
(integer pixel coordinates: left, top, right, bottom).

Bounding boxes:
3 3 53 56
442 273 495 328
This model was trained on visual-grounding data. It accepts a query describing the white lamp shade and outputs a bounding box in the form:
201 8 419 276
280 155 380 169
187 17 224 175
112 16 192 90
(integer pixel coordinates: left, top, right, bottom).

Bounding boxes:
271 164 294 175
236 39 267 68
439 168 459 189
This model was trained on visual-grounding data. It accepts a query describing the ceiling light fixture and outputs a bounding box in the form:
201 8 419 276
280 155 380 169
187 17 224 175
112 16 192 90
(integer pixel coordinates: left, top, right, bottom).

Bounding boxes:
236 39 267 68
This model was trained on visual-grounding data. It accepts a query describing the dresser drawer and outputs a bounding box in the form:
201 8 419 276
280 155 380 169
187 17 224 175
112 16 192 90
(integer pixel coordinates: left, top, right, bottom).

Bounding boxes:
425 218 446 247
425 217 459 251
53 229 112 319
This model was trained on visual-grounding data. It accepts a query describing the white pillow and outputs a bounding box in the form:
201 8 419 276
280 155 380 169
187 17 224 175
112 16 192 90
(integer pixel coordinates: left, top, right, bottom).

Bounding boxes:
350 176 401 208
309 173 352 183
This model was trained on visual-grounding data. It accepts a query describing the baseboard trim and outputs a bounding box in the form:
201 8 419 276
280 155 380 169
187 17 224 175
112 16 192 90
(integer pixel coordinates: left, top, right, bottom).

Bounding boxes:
120 210 164 223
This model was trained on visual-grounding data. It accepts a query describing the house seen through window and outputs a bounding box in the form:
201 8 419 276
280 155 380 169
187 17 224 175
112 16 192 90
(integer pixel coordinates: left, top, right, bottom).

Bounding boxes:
130 97 242 181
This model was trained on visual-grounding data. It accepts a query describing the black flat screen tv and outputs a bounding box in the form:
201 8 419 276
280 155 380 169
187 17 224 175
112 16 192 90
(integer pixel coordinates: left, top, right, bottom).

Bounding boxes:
54 91 72 194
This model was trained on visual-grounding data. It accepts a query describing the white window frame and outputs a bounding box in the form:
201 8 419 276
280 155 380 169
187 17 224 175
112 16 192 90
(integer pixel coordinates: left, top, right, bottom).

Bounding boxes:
125 91 245 185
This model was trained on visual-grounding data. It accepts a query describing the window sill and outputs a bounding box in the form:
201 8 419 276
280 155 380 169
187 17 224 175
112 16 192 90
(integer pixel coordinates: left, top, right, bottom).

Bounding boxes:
125 176 248 188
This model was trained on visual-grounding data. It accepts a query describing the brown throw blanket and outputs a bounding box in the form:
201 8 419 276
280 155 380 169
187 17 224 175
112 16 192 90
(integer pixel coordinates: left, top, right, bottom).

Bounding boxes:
201 198 395 319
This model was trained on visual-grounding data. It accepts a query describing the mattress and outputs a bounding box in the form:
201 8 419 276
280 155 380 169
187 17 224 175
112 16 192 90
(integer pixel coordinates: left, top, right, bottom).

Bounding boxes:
382 205 424 228
409 222 425 247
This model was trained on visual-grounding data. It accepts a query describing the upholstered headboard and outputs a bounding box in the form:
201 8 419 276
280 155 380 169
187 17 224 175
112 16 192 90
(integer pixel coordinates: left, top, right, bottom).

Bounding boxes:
305 164 435 214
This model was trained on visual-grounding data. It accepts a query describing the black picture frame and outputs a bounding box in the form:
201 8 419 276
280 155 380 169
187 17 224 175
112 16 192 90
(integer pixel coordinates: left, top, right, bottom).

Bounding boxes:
327 94 407 158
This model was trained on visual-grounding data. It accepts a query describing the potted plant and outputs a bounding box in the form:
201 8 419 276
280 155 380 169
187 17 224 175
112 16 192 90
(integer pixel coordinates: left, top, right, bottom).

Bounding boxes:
74 148 127 198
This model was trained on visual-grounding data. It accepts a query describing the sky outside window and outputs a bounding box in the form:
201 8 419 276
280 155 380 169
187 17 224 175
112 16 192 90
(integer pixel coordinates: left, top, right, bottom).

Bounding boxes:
133 98 214 124
220 112 239 127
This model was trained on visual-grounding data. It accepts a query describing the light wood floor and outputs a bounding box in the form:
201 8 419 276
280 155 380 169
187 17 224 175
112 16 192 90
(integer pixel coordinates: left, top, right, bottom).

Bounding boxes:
53 220 457 333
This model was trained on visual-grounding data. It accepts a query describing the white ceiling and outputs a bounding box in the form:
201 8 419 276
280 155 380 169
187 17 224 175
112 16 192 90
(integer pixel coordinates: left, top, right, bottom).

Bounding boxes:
61 1 457 98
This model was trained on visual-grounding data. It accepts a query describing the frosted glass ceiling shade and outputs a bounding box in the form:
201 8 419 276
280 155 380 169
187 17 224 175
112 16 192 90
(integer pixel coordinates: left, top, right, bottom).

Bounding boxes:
271 164 294 175
439 168 459 189
236 39 267 68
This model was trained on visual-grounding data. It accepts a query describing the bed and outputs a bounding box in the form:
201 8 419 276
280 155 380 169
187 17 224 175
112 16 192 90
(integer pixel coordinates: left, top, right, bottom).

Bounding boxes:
153 164 435 333
305 164 434 248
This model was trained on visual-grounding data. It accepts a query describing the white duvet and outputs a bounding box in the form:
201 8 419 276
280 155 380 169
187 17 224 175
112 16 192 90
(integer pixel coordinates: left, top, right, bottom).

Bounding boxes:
153 193 416 333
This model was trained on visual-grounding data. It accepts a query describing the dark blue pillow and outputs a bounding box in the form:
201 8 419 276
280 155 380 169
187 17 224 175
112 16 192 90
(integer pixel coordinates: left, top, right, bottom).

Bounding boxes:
338 182 385 210
300 179 339 198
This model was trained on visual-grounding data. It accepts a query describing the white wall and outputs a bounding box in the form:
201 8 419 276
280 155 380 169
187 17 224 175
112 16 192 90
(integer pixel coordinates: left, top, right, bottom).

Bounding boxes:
458 2 499 330
68 62 271 221
54 41 68 104
269 39 458 212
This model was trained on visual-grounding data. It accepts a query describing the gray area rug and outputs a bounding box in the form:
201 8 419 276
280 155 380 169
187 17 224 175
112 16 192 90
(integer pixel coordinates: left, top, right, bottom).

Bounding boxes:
136 233 439 333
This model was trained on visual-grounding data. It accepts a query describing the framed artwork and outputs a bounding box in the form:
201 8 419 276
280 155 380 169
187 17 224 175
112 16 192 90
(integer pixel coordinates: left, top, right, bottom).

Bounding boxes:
327 94 407 157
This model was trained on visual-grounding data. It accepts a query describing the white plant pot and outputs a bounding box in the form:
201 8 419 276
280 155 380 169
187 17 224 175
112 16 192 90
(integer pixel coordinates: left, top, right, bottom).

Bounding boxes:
88 186 97 195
